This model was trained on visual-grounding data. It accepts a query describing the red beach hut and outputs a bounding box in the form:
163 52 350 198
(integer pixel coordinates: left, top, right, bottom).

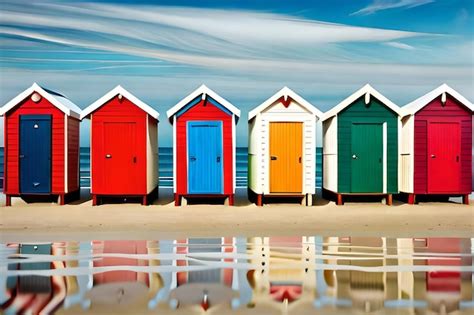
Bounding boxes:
166 85 240 206
400 84 473 205
1 83 81 206
81 85 159 206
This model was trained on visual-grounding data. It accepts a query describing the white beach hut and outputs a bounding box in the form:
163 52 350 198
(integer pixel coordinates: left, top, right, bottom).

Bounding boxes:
247 87 323 206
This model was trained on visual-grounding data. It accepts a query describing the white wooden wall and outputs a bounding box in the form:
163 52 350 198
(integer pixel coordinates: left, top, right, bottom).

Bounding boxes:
248 116 261 192
249 100 317 195
322 116 338 192
146 116 159 193
399 115 414 193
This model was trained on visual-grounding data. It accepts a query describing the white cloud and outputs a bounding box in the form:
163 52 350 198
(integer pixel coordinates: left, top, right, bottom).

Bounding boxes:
0 1 432 69
352 0 434 16
384 41 416 50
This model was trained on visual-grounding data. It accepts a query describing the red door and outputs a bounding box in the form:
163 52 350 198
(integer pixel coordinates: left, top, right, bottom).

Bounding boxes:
428 122 461 193
102 121 141 194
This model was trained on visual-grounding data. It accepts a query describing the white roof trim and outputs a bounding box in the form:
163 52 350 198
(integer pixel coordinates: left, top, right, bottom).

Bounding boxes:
248 86 323 120
0 82 81 119
401 83 474 117
322 84 401 121
80 85 159 120
166 84 240 120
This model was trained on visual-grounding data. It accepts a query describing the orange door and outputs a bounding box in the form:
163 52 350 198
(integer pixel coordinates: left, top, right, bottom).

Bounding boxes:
269 122 303 193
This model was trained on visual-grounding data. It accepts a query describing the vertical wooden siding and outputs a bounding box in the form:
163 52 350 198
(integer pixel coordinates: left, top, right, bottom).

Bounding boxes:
90 96 147 195
5 94 65 194
337 96 398 193
176 99 233 195
414 95 472 194
67 117 80 192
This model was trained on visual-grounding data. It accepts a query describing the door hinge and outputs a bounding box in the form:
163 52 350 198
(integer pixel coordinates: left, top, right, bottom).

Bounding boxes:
217 156 221 163
270 156 277 161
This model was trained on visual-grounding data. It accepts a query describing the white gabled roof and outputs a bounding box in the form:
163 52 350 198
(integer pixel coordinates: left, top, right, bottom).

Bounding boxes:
248 86 323 120
322 84 401 121
166 84 240 121
80 85 159 120
401 84 474 117
0 82 81 119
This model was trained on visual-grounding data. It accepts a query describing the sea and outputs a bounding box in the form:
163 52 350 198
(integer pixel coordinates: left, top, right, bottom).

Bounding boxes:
0 147 323 189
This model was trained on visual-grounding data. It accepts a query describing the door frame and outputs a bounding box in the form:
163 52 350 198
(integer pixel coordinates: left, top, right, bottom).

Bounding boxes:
186 120 224 194
350 122 387 193
19 114 52 194
264 116 306 195
426 120 461 193
94 115 144 194
268 121 304 194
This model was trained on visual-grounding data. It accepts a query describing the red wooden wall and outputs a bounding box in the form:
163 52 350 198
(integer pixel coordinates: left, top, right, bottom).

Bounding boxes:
4 93 65 194
175 99 234 195
90 96 147 194
414 95 472 194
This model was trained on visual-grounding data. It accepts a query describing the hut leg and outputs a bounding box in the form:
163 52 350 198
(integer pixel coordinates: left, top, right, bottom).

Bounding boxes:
92 194 98 206
336 194 343 206
463 194 469 205
408 194 416 205
228 194 235 206
256 194 263 207
142 194 148 206
386 194 393 206
300 196 306 206
5 195 12 207
174 194 180 206
59 194 65 206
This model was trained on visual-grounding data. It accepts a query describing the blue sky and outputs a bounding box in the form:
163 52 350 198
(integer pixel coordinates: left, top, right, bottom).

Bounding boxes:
0 0 473 146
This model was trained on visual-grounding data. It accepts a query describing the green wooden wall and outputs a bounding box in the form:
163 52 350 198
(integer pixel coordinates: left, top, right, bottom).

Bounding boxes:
337 96 398 193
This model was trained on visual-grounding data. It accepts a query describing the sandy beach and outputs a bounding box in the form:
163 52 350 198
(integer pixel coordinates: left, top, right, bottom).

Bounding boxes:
1 188 473 242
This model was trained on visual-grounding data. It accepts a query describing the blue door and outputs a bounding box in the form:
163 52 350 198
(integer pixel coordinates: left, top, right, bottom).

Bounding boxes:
20 115 52 194
187 121 223 194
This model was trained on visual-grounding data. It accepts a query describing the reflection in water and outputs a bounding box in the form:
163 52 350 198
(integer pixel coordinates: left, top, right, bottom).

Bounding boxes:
1 237 473 314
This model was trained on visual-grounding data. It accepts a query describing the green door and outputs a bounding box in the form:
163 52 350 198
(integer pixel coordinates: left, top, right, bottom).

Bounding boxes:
351 123 383 193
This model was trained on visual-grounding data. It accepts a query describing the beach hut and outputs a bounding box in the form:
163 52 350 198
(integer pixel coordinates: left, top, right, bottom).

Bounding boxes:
322 84 401 205
248 87 323 206
399 84 473 205
81 85 159 206
0 83 81 206
167 85 240 206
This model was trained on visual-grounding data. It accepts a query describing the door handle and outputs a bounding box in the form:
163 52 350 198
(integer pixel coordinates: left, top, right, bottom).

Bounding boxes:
217 156 221 163
133 157 137 163
20 154 25 159
298 157 302 163
431 154 436 158
33 182 40 187
270 156 277 161
105 154 112 159
352 154 358 160
456 155 459 162
190 156 196 162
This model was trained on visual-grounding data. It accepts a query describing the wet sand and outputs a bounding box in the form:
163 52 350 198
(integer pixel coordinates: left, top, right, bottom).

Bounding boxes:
1 188 473 242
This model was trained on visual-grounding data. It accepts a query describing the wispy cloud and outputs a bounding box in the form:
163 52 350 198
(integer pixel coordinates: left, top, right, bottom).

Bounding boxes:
384 41 415 50
352 0 434 16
